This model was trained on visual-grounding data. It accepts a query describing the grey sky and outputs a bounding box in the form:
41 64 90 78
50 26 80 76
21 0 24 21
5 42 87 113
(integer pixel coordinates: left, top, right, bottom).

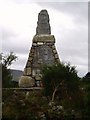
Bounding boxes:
0 0 88 77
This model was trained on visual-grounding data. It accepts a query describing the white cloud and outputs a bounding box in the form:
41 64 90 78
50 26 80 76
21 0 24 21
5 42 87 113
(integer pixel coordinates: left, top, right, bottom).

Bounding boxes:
0 1 88 77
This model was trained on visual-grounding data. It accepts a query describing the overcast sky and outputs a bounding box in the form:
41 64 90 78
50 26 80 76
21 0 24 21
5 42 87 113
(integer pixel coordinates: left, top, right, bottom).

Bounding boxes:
0 0 88 77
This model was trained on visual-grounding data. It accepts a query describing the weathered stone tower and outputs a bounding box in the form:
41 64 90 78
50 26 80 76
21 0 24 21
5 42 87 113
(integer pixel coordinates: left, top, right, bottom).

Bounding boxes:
23 10 60 87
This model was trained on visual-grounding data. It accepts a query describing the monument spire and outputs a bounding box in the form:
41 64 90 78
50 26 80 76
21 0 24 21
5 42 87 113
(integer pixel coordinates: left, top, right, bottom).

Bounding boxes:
36 9 51 35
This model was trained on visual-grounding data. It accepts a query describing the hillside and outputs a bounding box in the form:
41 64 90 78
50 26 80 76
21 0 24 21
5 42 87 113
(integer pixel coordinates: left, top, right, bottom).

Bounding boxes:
10 69 23 82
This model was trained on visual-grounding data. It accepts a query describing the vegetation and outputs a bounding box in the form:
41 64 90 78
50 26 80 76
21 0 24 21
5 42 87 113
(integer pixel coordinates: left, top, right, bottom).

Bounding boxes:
1 52 17 88
42 63 80 100
80 72 90 119
42 63 86 118
2 62 90 119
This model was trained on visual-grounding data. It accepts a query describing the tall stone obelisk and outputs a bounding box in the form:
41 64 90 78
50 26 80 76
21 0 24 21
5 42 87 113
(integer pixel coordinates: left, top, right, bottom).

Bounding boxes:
23 10 60 87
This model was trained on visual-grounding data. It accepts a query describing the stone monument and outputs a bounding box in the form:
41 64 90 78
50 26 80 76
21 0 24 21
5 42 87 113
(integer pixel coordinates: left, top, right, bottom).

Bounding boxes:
23 9 60 87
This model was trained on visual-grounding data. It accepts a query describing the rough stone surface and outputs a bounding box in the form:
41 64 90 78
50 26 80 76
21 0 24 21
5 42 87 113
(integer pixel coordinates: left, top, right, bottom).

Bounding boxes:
33 35 55 43
36 10 51 35
22 9 60 87
19 76 35 88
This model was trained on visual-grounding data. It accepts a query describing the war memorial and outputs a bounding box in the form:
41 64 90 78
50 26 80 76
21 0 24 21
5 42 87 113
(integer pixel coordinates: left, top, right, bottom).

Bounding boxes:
19 10 60 87
2 9 89 120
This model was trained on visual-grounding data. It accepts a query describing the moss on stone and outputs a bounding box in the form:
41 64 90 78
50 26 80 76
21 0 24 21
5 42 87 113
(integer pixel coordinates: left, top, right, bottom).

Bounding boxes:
33 35 55 43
